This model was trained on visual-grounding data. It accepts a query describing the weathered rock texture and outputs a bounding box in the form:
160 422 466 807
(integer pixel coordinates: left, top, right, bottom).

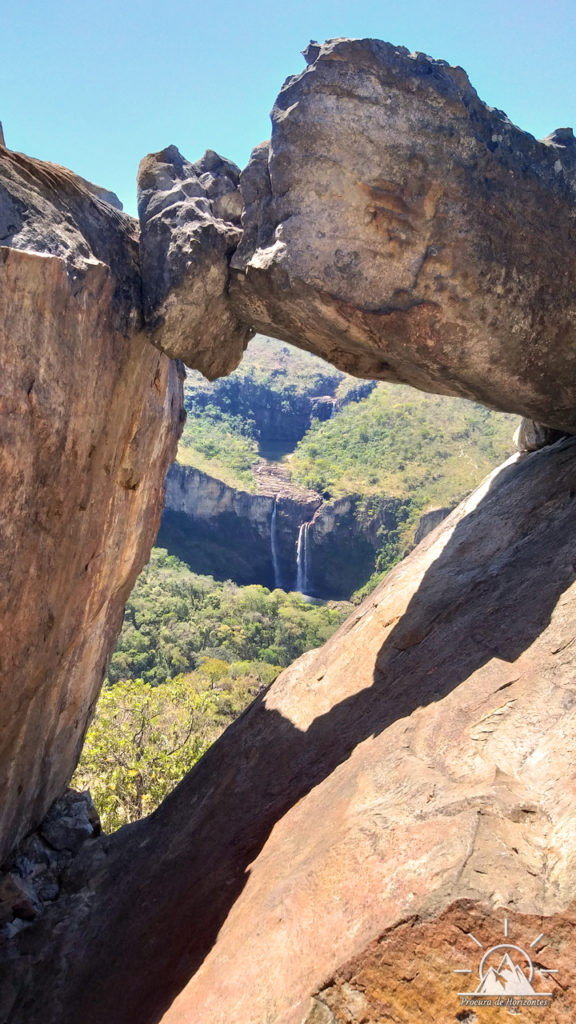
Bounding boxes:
7 437 576 1024
138 146 253 376
5 35 576 1024
0 148 183 861
230 39 576 429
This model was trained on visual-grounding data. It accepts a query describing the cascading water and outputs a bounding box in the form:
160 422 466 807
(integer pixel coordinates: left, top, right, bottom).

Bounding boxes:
296 521 311 594
330 401 336 419
270 498 282 589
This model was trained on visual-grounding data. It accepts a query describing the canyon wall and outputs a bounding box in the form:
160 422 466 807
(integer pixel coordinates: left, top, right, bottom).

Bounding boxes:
0 147 184 861
161 463 417 599
161 463 320 589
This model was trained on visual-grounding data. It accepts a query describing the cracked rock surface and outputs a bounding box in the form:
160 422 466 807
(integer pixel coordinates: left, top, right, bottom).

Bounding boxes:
0 147 183 860
138 146 253 377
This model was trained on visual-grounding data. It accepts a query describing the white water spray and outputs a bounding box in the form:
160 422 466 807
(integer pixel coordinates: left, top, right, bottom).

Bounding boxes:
296 521 311 594
270 498 282 589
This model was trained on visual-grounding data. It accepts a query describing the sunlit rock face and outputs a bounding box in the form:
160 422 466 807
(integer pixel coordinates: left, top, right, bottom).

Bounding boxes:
5 35 576 1024
11 437 576 1024
136 39 576 425
228 38 576 430
0 148 183 861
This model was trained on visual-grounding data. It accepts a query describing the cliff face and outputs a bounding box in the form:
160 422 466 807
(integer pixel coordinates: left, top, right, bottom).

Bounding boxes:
0 148 183 860
161 464 413 599
8 438 576 1024
160 463 322 590
304 496 405 599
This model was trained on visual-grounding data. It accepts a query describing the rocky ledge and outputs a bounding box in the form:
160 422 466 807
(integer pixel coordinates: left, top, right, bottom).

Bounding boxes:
3 33 576 1024
139 39 576 432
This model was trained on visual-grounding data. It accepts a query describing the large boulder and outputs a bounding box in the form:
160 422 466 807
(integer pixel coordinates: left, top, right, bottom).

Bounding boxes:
8 437 576 1023
0 147 183 861
138 146 253 377
227 39 576 431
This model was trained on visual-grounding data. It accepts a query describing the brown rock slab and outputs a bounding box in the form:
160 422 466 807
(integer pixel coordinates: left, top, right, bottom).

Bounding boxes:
229 39 576 431
308 902 576 1023
0 149 183 861
8 437 576 1024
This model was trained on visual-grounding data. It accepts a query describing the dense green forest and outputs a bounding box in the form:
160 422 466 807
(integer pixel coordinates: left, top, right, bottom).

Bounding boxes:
74 670 270 831
290 381 517 504
75 549 349 828
289 380 512 503
78 337 519 832
108 548 346 684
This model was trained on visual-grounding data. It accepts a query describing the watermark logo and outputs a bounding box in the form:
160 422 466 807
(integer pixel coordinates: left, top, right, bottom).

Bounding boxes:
454 919 558 1009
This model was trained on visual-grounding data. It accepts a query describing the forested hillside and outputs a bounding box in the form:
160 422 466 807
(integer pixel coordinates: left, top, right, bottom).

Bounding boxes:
178 335 345 487
290 381 517 504
74 549 349 828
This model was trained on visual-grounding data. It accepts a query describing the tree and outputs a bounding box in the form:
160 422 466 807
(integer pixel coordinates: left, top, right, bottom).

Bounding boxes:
73 677 220 831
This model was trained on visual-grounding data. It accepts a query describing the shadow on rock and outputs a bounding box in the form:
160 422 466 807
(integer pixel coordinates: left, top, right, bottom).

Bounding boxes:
10 439 576 1024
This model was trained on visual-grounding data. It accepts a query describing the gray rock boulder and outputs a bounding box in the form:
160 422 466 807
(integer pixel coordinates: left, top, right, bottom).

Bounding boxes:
138 146 253 377
513 417 567 452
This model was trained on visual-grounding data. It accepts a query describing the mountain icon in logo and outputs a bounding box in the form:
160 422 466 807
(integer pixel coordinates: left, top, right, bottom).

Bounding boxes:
454 922 558 1002
475 952 536 996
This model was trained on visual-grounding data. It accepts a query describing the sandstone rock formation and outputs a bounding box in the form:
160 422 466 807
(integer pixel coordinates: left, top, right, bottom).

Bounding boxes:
140 38 576 431
4 33 576 1024
138 146 253 377
0 147 183 861
6 436 576 1024
229 39 576 432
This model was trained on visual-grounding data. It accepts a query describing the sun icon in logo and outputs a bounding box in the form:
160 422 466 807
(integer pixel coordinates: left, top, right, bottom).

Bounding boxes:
454 919 558 999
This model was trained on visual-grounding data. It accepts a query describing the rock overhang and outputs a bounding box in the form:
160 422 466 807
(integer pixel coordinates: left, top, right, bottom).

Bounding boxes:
137 37 576 432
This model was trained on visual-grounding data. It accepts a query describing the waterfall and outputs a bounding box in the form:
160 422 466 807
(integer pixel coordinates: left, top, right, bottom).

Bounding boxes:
270 498 282 589
296 521 311 594
330 400 336 419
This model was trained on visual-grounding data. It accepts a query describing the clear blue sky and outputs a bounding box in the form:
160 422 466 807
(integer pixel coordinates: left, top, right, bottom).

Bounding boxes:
2 0 575 216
